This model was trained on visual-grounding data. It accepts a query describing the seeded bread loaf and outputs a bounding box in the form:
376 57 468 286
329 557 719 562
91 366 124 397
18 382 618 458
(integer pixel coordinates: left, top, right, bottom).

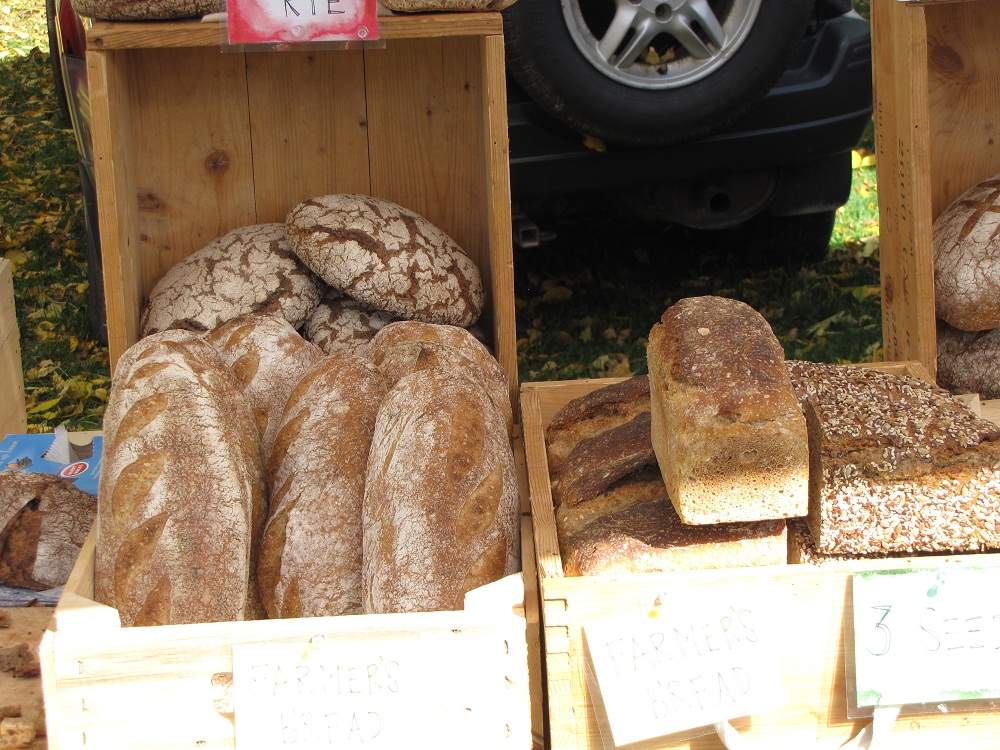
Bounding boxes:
304 291 395 355
362 368 518 614
546 376 650 474
647 297 809 524
70 0 219 19
937 321 1000 399
562 500 786 577
96 331 265 626
205 310 322 458
0 471 95 590
258 353 387 619
286 195 484 327
788 361 1000 555
140 224 321 337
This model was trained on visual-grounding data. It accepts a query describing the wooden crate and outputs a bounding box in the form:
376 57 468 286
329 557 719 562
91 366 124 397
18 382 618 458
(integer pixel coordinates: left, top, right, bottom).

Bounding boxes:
521 363 1000 750
0 258 26 437
86 13 518 403
873 0 1000 378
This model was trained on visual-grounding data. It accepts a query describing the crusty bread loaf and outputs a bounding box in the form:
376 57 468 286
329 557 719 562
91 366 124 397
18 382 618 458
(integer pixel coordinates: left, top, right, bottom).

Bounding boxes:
71 0 219 19
555 466 665 540
0 471 95 590
304 291 394 355
545 376 649 474
562 500 786 577
368 321 512 433
96 331 265 625
257 353 387 619
383 0 515 11
937 321 1000 399
647 296 809 524
205 310 322 458
788 361 1000 555
362 368 518 613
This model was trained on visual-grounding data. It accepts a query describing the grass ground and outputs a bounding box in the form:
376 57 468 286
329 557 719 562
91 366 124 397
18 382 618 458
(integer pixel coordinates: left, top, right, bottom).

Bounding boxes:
0 0 880 429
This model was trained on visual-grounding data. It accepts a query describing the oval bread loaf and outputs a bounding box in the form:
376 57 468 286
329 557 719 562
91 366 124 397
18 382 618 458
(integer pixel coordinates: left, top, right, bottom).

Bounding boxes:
362 368 518 614
286 195 484 326
937 321 1000 398
140 224 321 337
258 353 387 619
934 174 1000 331
304 291 395 355
95 331 265 626
205 310 323 458
369 322 512 433
70 0 219 20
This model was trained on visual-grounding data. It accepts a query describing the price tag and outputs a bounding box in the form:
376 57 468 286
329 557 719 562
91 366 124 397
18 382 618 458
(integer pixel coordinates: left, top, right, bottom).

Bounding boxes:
227 0 377 45
232 634 504 749
852 567 1000 708
583 596 781 747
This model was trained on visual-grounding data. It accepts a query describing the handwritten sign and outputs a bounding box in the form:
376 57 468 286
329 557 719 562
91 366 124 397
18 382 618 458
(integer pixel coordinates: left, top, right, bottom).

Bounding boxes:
232 634 506 749
227 0 377 45
853 567 1000 708
583 597 781 747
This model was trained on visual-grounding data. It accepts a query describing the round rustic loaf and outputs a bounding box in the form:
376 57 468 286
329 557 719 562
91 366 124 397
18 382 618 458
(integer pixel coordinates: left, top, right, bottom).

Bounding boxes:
368 321 512 432
258 352 387 619
285 195 484 326
140 223 321 337
205 310 323 459
96 331 265 626
70 0 219 19
937 321 1000 398
934 173 1000 331
304 291 395 355
362 368 518 614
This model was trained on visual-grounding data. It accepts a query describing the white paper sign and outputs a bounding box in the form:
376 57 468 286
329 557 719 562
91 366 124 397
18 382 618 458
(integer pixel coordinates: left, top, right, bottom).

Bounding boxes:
232 635 505 749
852 567 1000 708
583 596 781 747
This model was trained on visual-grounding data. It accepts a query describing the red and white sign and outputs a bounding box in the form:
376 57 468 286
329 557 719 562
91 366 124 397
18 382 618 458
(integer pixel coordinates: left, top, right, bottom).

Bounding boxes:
227 0 377 45
59 461 89 479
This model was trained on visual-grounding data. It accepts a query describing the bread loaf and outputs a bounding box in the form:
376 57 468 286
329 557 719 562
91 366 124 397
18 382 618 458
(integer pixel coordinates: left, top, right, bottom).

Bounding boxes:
258 353 387 619
96 331 265 626
368 321 512 433
647 296 809 524
205 310 322 458
362 368 518 613
933 174 1000 331
304 291 394 355
0 471 95 590
70 0 219 19
383 0 515 11
555 466 665 540
285 195 484 326
546 376 650 474
937 321 1000 399
140 224 321 337
562 500 786 577
788 361 1000 555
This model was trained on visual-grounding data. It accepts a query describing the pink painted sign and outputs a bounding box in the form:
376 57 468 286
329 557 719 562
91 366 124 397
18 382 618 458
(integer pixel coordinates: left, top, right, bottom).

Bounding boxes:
227 0 377 45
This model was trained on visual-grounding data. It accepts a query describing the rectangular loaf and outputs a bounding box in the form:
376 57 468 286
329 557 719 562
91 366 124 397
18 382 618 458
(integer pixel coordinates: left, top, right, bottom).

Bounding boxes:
788 361 1000 555
647 296 809 524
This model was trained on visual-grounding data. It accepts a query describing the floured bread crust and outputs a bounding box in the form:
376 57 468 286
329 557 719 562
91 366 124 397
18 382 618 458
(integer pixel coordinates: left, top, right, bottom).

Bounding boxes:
304 291 395 355
937 321 1000 399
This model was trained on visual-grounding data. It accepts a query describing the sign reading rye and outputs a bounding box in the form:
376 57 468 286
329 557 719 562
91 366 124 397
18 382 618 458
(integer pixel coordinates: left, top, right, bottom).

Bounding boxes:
583 596 781 747
227 0 377 45
852 566 1000 709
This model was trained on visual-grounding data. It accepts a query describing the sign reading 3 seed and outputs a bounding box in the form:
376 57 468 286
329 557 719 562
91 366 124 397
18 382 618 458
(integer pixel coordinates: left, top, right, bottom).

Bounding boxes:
227 0 377 45
852 566 1000 708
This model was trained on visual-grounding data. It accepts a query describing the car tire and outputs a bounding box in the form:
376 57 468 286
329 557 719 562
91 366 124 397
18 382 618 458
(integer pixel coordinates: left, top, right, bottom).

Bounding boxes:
504 0 814 147
45 0 71 128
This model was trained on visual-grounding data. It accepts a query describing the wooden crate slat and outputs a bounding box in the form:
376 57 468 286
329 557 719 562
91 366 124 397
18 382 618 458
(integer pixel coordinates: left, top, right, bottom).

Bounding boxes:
0 259 26 437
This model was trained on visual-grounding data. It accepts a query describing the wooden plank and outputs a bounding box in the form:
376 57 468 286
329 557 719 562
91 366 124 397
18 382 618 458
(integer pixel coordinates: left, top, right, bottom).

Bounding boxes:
519 389 563 583
519 516 545 750
0 260 26 437
872 0 938 377
246 49 371 222
87 13 504 50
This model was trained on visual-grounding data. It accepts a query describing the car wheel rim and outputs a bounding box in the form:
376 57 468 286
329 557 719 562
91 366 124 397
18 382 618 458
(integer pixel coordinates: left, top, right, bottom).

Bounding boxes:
561 0 762 90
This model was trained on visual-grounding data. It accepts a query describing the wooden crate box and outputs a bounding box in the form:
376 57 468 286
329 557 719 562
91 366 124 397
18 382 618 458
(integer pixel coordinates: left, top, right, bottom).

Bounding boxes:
0 258 26 437
873 0 1000 378
521 363 1000 750
87 13 518 402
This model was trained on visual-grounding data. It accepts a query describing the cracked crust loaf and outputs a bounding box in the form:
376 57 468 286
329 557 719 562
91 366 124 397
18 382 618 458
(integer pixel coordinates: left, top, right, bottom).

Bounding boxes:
647 296 809 524
545 376 650 474
70 0 219 19
205 310 322 459
562 499 786 577
368 321 512 433
140 224 321 337
0 471 95 590
286 195 484 327
937 321 1000 399
95 331 265 626
304 291 395 355
362 368 518 614
257 352 387 619
788 361 1000 555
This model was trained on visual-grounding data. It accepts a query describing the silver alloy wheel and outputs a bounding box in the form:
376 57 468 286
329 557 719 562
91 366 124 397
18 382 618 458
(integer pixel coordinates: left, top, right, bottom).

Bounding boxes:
561 0 762 90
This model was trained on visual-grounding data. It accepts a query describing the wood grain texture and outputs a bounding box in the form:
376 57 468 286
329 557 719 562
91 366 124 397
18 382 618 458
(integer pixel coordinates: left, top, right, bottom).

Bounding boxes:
0 259 26 436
